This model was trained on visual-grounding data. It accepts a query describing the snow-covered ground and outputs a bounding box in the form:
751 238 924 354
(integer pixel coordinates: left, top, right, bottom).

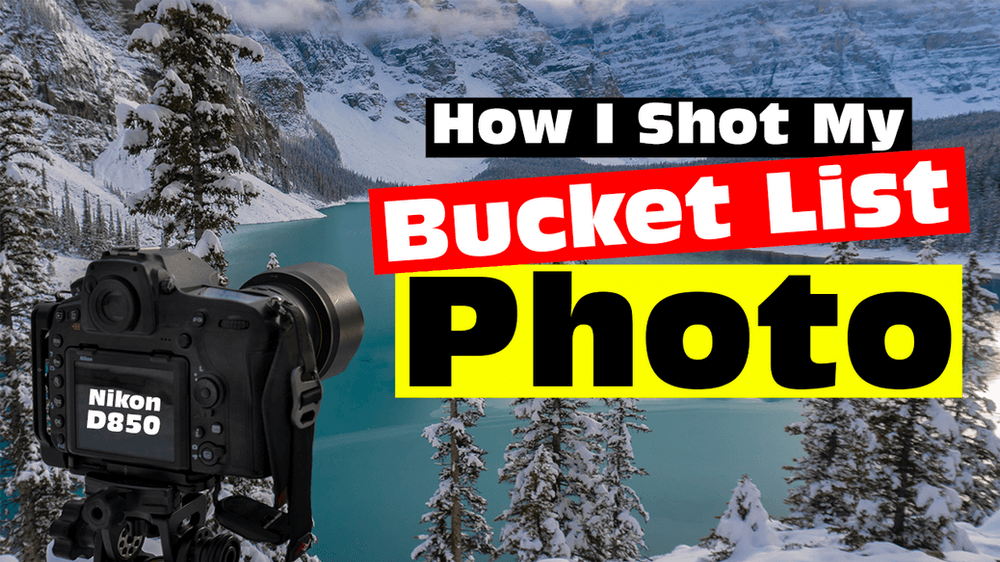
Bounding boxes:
756 244 1000 277
91 132 325 226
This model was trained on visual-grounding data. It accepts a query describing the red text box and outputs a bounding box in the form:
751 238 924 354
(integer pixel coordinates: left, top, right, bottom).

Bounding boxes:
369 148 969 274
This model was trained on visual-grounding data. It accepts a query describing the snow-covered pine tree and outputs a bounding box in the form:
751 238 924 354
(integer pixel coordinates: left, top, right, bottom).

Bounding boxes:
594 398 650 561
784 241 870 529
93 198 111 257
835 399 967 551
700 475 780 561
824 240 859 265
917 238 941 265
496 446 567 562
0 50 79 562
946 251 1000 524
123 0 263 280
81 190 94 257
413 399 495 562
783 398 868 528
496 399 604 562
267 252 280 270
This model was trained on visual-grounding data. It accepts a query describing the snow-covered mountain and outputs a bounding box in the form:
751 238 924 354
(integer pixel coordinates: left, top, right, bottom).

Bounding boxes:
544 0 1000 119
6 0 1000 195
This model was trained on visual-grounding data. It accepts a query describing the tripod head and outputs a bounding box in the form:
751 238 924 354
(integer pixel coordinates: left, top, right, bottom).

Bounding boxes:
51 473 240 562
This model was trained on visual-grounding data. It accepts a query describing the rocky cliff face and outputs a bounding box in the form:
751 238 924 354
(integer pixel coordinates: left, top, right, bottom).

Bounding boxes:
5 0 1000 192
549 0 1000 118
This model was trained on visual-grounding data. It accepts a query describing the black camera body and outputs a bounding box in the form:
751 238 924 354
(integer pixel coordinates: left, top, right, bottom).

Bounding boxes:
32 247 363 488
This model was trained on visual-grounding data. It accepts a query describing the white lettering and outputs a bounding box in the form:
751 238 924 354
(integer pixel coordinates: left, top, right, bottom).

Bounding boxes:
638 103 673 145
852 173 900 228
768 172 817 234
903 161 949 225
815 103 864 144
518 109 572 144
478 108 518 145
454 202 511 257
86 410 106 430
384 199 448 262
517 197 565 252
570 183 625 248
433 103 473 144
625 189 681 244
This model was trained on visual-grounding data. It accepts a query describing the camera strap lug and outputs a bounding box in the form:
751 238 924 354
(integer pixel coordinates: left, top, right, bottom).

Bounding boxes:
290 366 322 429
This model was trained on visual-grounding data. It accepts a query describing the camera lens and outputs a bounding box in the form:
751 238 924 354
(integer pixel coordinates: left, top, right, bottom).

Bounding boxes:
90 278 139 333
242 262 364 381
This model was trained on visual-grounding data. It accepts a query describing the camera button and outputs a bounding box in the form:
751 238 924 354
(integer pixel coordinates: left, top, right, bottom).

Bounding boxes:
56 434 65 445
52 374 64 388
192 312 206 327
194 427 205 439
55 309 65 322
69 309 80 322
53 415 64 429
51 334 63 348
52 395 64 408
211 423 223 435
51 355 63 368
193 378 221 409
199 443 222 465
178 333 192 349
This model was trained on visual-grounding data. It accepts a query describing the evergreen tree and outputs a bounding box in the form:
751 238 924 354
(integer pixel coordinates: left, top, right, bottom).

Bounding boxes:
700 475 780 561
61 181 79 253
917 238 941 265
94 198 110 256
0 50 79 562
496 399 603 562
947 251 1000 524
267 252 280 270
413 399 495 562
81 190 94 257
784 241 870 529
835 399 967 551
783 398 869 528
594 399 649 561
824 240 859 264
123 0 263 279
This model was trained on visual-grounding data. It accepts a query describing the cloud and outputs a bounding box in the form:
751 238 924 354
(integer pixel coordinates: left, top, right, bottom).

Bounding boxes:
219 0 518 37
219 0 337 29
517 0 662 26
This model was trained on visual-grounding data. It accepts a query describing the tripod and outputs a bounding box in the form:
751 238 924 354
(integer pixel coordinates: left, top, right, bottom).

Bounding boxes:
50 473 240 562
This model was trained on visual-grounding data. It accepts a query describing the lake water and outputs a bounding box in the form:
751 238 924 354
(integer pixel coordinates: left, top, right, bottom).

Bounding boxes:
222 203 806 562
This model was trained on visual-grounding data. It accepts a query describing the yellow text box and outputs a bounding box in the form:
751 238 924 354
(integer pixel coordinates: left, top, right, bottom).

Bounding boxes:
396 264 962 398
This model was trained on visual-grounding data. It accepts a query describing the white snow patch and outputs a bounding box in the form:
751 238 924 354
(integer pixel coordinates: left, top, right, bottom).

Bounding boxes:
93 134 325 225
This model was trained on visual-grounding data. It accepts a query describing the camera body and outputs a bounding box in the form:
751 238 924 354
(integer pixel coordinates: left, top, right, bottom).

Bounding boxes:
32 247 363 488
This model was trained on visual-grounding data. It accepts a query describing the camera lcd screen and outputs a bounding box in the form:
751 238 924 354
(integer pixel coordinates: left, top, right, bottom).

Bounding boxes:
73 362 177 463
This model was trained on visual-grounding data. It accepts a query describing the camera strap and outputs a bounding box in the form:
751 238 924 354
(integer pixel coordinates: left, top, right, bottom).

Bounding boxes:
216 301 320 562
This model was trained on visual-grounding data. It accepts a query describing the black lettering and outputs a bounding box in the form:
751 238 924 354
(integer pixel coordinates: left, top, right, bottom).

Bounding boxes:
646 292 749 389
759 275 838 389
409 277 517 386
533 272 633 387
848 292 951 388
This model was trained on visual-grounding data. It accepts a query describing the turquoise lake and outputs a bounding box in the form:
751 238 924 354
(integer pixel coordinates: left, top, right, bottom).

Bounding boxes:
222 203 805 562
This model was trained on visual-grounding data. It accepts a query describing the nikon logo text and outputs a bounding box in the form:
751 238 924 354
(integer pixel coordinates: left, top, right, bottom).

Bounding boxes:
88 389 162 412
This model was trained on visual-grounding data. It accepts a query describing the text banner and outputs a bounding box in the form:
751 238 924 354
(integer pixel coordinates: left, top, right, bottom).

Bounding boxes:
371 148 969 274
395 264 962 398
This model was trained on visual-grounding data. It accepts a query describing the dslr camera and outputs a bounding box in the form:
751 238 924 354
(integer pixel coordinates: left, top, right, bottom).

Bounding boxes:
31 247 363 562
